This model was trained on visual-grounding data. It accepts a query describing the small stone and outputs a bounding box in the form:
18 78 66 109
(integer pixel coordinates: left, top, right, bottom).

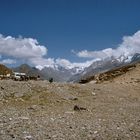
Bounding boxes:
9 134 15 138
52 135 57 138
81 127 86 130
1 87 4 90
74 105 87 111
94 131 98 134
71 97 78 100
28 105 37 111
24 135 33 140
9 118 12 121
92 92 96 96
50 118 55 121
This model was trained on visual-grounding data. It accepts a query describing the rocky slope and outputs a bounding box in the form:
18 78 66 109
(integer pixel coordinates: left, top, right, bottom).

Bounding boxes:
74 53 140 83
12 64 43 78
0 64 12 76
79 63 137 84
0 62 140 139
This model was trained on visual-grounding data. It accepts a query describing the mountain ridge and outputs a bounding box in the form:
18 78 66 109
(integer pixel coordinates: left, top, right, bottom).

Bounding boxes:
3 53 140 82
69 53 140 82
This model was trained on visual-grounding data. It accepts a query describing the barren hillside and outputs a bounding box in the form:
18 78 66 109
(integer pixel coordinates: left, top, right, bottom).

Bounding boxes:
0 64 12 75
0 63 140 140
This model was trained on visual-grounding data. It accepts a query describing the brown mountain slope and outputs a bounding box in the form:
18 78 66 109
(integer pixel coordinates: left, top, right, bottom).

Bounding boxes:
79 62 140 84
113 62 140 84
0 64 12 75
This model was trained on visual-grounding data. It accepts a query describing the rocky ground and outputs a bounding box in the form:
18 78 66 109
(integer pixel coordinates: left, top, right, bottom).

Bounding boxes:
0 63 140 140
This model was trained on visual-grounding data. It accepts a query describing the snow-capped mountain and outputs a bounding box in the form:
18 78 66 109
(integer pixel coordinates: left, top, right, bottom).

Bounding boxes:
68 53 140 82
36 64 86 82
13 53 140 82
36 62 87 74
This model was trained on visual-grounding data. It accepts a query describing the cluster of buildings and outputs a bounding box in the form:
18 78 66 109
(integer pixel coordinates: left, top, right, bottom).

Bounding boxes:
0 72 40 81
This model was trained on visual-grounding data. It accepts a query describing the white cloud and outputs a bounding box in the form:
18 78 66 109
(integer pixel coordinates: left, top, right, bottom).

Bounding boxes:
35 58 97 70
0 34 82 69
52 58 99 69
0 34 96 70
75 30 140 59
0 59 16 64
76 49 114 59
29 57 54 67
56 58 72 69
0 34 47 65
116 31 140 57
1 30 140 70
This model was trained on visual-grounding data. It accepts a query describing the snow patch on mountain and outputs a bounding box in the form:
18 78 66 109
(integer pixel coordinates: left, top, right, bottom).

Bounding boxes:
35 58 101 74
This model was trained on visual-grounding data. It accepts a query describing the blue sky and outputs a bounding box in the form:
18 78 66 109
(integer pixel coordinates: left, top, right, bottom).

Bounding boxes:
0 0 140 68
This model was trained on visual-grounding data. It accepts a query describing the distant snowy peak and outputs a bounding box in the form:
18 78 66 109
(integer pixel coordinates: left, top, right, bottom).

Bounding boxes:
35 60 97 74
36 64 59 71
36 63 86 75
35 65 44 70
116 53 140 63
35 53 140 75
116 55 132 63
70 67 85 75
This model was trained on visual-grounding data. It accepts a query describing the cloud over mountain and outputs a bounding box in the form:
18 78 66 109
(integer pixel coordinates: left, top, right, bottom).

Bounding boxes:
0 30 140 70
0 34 47 65
36 58 96 70
75 30 140 59
0 34 96 69
0 59 16 64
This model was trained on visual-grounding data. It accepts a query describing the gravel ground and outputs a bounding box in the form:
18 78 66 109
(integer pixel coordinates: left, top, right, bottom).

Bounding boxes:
0 64 140 140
